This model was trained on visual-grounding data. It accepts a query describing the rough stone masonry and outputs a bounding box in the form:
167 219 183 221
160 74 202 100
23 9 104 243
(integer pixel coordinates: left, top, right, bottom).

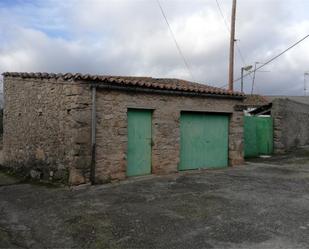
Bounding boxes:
3 73 244 185
271 98 309 154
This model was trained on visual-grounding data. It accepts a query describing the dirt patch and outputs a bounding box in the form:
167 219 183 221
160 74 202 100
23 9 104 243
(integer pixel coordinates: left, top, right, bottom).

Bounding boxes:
254 166 298 175
64 213 120 249
208 221 271 244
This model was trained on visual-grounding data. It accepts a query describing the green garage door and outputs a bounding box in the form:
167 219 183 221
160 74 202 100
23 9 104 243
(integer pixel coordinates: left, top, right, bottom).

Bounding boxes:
179 112 229 170
127 109 152 177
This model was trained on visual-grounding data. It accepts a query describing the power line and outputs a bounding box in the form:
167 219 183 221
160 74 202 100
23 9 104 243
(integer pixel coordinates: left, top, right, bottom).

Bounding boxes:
235 41 248 67
215 0 230 31
214 0 250 71
156 0 195 81
220 34 309 88
234 34 309 84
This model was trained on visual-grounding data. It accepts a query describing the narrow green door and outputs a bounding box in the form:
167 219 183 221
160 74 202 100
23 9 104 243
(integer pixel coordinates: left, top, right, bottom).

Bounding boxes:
244 116 259 157
179 113 229 170
127 109 152 177
256 117 273 155
244 116 273 158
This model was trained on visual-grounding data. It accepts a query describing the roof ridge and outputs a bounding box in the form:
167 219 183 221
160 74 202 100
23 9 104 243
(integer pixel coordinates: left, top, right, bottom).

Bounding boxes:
2 72 244 97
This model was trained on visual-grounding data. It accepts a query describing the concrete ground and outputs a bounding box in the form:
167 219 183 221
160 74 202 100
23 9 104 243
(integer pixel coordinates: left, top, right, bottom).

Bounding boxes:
1 150 309 249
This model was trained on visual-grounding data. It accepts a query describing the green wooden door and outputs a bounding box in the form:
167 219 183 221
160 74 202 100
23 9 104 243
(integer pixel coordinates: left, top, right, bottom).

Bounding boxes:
127 109 152 176
179 113 229 170
256 117 273 155
244 116 259 157
244 116 273 158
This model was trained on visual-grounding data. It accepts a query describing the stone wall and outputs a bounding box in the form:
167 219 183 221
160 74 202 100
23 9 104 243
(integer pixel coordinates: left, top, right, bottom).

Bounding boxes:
62 81 92 184
3 76 244 185
272 98 309 153
3 77 91 184
94 89 244 183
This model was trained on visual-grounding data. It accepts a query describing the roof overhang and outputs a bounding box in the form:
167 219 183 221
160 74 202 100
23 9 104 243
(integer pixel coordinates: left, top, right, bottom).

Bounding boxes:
92 83 245 100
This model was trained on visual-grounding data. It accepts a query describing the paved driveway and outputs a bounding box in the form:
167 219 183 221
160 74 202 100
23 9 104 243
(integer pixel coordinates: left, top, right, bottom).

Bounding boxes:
1 150 309 249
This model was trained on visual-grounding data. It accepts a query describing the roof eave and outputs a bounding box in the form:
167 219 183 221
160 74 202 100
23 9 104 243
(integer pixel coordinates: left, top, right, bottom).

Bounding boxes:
2 72 244 99
92 83 245 100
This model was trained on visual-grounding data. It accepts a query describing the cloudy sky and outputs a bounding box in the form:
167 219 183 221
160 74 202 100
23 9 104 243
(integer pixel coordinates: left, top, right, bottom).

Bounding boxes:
0 0 309 95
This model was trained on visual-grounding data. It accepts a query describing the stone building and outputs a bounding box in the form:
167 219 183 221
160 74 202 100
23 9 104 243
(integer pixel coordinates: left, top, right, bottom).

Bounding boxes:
249 98 309 154
3 72 244 185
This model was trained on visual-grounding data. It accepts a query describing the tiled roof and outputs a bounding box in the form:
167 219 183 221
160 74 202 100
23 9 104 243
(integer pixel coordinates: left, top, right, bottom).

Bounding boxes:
2 72 244 97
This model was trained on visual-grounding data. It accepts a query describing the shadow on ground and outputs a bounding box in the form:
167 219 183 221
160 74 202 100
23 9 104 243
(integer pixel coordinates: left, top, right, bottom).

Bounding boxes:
1 149 309 249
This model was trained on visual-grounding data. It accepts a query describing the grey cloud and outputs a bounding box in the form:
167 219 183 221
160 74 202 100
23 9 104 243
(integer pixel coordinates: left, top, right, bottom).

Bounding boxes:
0 0 308 95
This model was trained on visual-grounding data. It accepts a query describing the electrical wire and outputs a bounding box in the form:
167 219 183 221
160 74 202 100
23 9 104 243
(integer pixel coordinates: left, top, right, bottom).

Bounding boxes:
235 42 249 68
234 34 309 83
215 0 230 31
219 34 309 88
156 0 195 81
214 0 251 76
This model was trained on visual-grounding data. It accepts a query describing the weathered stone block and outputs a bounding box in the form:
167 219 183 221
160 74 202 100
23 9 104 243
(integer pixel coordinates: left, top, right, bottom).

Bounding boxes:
69 168 86 185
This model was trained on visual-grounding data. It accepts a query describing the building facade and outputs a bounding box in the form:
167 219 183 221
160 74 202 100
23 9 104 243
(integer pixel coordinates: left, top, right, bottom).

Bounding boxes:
3 72 245 185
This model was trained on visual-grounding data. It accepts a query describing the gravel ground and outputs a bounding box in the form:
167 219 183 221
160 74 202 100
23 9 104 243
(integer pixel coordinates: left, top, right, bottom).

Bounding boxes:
1 150 309 249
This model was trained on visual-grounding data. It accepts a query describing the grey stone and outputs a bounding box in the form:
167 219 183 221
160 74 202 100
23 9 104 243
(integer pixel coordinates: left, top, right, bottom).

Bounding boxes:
30 169 41 179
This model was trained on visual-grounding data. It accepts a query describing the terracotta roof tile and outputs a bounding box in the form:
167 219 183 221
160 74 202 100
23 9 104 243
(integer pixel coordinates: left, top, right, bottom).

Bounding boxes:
2 72 244 97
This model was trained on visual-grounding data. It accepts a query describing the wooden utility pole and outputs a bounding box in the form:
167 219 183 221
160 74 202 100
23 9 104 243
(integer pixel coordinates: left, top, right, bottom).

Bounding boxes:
228 0 237 91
